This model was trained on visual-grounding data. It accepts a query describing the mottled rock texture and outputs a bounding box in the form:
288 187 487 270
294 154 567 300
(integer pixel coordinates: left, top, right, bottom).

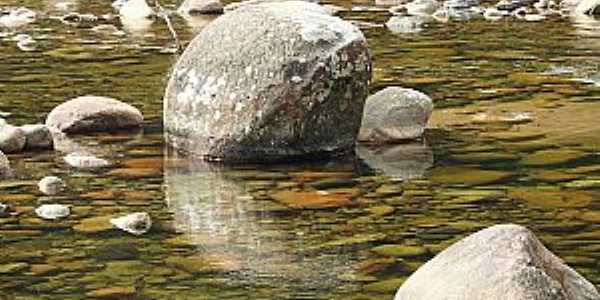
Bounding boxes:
164 1 371 162
394 224 600 300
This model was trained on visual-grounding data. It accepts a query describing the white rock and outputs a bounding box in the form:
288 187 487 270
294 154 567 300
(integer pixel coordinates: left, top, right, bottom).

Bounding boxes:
484 7 505 20
524 13 545 20
64 153 110 168
38 176 65 195
0 125 26 153
20 124 54 150
110 212 152 235
119 0 154 18
386 15 429 33
35 204 70 220
0 7 36 28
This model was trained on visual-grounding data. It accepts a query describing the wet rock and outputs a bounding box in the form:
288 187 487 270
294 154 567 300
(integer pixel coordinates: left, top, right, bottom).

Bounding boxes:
0 7 36 28
35 204 70 220
394 224 600 300
38 176 65 195
86 286 136 299
164 1 371 162
356 143 433 181
20 124 54 150
431 166 514 186
164 254 240 273
64 153 110 168
0 125 26 153
178 0 224 14
73 215 114 233
46 95 143 134
390 0 441 15
0 262 29 274
0 150 11 178
270 190 355 209
386 15 429 34
371 244 428 257
110 212 152 235
358 87 433 143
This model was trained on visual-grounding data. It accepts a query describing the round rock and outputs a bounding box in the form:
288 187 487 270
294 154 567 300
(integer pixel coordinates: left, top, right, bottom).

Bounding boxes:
35 204 70 220
0 125 26 153
20 124 54 150
164 1 371 162
358 87 433 143
46 95 143 134
38 176 65 195
110 212 152 236
394 224 600 300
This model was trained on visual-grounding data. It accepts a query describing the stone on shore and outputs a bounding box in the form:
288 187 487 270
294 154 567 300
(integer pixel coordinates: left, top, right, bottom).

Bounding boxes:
20 124 54 150
358 87 433 143
110 212 152 235
38 176 65 195
178 0 224 14
394 224 600 300
46 95 143 134
0 125 26 153
164 1 371 162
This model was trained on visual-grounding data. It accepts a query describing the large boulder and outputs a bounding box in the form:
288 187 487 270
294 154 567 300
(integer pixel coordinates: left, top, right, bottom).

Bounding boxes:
358 87 433 143
46 96 143 134
164 1 371 162
394 224 600 300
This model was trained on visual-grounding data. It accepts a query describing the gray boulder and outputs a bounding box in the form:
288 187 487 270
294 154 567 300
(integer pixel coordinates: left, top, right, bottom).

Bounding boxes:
0 125 26 153
0 150 11 178
358 87 433 143
164 1 371 162
20 124 54 150
178 0 224 14
394 224 600 300
46 95 143 134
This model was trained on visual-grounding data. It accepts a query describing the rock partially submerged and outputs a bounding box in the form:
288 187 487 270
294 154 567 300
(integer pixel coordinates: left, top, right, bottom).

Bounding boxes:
394 224 600 300
358 87 433 143
38 176 65 195
20 124 54 150
110 212 152 235
118 0 154 18
178 0 224 14
164 1 371 162
46 96 143 134
0 125 26 153
64 153 110 168
35 204 70 220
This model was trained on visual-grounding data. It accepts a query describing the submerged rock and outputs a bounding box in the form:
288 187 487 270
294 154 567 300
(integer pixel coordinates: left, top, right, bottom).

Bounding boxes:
0 150 11 178
46 96 143 134
394 224 600 300
386 15 430 33
20 124 54 150
0 125 26 153
164 1 371 162
178 0 224 14
35 204 70 220
38 176 65 195
110 212 152 235
358 87 433 143
64 153 110 168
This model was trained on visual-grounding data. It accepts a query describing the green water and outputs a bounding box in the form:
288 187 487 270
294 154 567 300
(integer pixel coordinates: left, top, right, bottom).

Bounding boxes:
0 0 599 299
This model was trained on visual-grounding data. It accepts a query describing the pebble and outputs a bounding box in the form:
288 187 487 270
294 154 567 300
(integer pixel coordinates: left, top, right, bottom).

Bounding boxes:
110 212 152 235
35 204 70 220
38 176 65 195
64 153 110 168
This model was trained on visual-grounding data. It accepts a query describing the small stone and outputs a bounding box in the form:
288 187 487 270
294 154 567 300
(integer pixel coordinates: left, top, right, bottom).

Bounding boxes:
371 244 428 258
64 153 110 168
110 212 152 235
46 95 143 134
38 176 65 195
35 204 70 220
178 0 224 14
20 124 54 150
86 286 136 299
358 87 434 143
30 264 58 276
366 205 395 216
0 125 26 153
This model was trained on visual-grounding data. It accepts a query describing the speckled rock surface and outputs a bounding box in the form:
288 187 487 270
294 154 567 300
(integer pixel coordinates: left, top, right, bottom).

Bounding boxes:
20 124 54 150
178 0 224 14
358 87 433 143
0 125 26 153
46 96 143 134
394 224 600 300
164 1 371 162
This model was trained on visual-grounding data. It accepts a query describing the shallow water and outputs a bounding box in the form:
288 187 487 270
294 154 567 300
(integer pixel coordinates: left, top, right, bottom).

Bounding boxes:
0 0 599 299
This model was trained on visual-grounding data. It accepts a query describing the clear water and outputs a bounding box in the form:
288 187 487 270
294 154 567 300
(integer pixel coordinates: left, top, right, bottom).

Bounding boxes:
0 0 598 299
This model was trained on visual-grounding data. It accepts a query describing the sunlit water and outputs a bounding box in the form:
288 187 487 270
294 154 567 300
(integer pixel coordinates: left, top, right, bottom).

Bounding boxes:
0 0 598 299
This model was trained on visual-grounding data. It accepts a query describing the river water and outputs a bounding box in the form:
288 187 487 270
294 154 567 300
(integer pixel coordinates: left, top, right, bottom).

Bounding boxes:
0 0 599 299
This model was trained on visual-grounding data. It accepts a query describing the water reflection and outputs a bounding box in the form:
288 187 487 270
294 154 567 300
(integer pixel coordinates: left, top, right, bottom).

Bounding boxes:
356 142 434 181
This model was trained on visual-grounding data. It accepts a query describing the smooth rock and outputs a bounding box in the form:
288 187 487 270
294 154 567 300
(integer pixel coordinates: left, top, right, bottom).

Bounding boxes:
86 286 136 298
119 0 154 18
64 153 110 168
394 224 600 300
110 212 152 235
164 1 371 162
35 204 70 220
386 15 429 34
20 124 54 150
0 7 36 28
0 150 11 178
46 95 143 134
358 87 433 143
178 0 224 14
0 125 26 153
38 176 65 195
